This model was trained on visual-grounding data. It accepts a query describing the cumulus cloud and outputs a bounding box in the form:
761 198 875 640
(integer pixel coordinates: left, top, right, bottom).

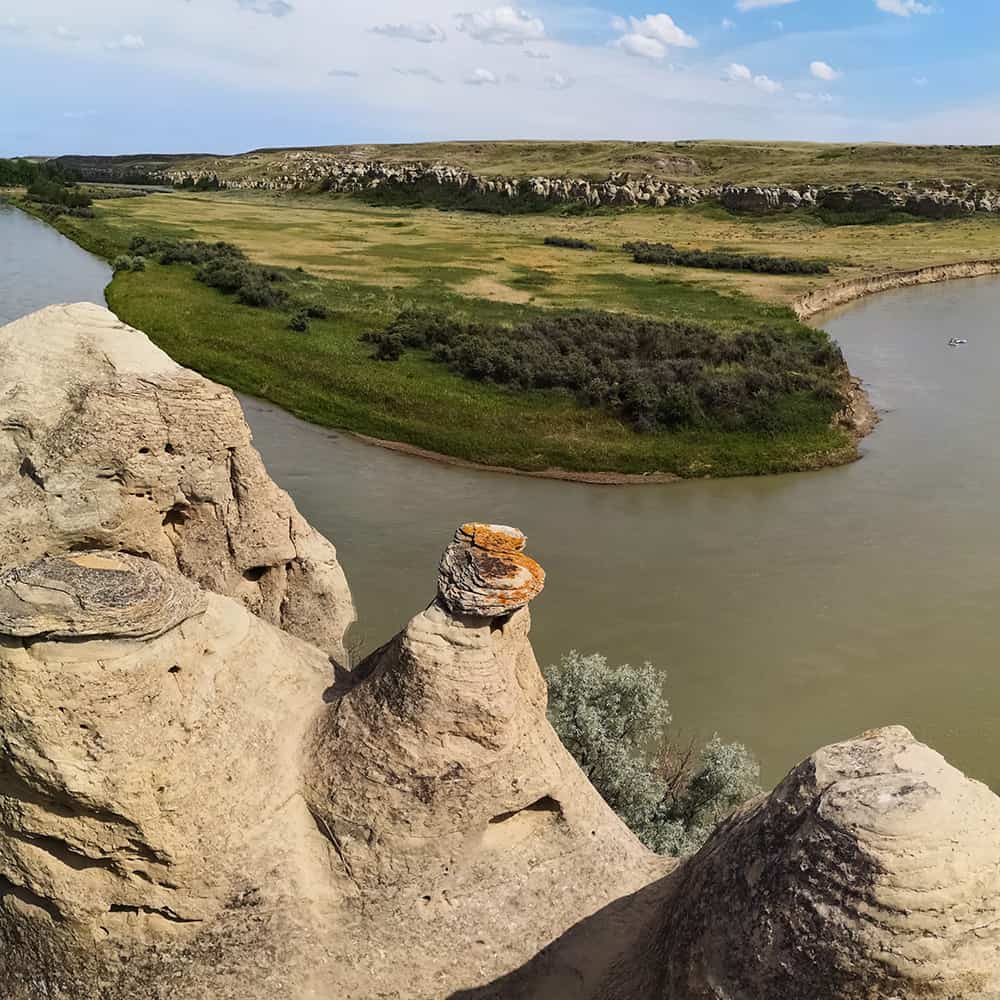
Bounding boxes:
613 12 697 61
810 60 840 81
107 34 145 50
545 72 574 90
913 75 929 86
372 21 446 43
795 90 833 103
1 17 25 33
465 67 500 85
726 63 781 93
393 66 444 83
875 0 932 14
456 6 545 45
524 47 550 59
753 74 781 93
53 25 79 41
237 0 294 17
721 17 736 29
735 0 797 9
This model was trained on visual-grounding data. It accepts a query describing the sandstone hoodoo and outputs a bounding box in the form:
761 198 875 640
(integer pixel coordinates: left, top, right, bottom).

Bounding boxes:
0 303 354 662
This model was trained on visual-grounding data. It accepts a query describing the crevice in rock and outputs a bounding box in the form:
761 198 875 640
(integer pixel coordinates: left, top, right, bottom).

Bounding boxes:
0 875 65 922
107 903 201 924
489 796 562 826
17 456 44 489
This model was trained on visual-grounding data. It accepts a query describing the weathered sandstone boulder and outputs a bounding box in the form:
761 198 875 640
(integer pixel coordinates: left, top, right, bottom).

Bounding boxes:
587 726 1000 1000
0 303 354 661
0 551 339 999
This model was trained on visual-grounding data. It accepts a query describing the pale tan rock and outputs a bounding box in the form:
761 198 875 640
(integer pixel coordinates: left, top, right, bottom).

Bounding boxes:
586 726 1000 1000
0 552 339 999
0 302 354 661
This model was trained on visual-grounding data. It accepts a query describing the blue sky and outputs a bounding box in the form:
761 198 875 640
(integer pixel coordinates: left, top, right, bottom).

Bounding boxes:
2 1 998 156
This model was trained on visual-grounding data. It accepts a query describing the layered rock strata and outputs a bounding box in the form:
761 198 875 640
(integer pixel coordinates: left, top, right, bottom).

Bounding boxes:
0 303 354 662
0 551 338 999
153 153 1000 217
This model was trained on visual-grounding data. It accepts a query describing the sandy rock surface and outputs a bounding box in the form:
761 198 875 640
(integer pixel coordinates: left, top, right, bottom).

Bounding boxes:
0 303 354 661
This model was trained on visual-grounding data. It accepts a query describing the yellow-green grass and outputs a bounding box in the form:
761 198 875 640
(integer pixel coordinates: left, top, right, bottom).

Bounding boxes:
33 188 1000 477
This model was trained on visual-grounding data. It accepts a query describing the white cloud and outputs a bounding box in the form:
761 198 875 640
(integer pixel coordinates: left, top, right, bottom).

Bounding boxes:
394 66 445 83
545 72 574 90
913 75 929 87
107 34 145 50
524 47 550 60
53 25 79 41
721 17 736 29
725 60 781 94
237 0 294 17
753 74 781 93
875 0 932 14
329 69 361 78
456 6 544 45
372 21 446 43
735 0 797 9
613 12 697 61
810 60 840 81
1 17 26 33
465 67 500 85
63 109 97 120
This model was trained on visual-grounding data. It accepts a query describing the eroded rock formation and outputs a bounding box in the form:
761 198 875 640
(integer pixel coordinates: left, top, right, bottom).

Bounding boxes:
0 551 338 999
0 303 354 661
151 152 1000 218
3 308 1000 1000
634 725 1000 999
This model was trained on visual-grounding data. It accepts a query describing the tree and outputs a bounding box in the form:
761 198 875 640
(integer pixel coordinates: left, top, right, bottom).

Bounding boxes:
543 651 760 856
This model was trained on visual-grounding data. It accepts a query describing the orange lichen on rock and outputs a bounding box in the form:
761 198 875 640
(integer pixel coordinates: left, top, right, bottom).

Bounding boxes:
438 524 545 617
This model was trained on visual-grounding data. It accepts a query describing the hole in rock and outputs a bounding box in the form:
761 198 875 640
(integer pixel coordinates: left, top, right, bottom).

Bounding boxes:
138 447 151 456
490 611 514 635
168 665 181 674
242 565 269 583
488 796 562 825
164 443 177 456
162 506 190 528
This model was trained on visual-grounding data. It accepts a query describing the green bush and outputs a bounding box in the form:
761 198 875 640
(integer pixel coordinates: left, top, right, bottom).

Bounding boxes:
288 310 310 333
544 235 596 250
305 303 329 320
543 651 760 856
112 254 145 273
625 241 830 276
362 307 846 434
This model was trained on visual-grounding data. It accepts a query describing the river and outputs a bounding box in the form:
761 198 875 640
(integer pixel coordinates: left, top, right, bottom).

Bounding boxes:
3 200 998 788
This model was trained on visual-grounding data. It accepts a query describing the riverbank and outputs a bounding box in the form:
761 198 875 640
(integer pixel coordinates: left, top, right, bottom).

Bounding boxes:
20 192 867 479
795 258 1000 318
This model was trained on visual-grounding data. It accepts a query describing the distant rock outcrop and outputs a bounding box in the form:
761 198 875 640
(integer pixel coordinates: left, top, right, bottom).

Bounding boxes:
154 152 1000 218
0 303 354 662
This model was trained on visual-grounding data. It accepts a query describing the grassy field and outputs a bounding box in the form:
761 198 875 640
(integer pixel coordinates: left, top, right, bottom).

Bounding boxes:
57 140 1000 186
27 186 1000 477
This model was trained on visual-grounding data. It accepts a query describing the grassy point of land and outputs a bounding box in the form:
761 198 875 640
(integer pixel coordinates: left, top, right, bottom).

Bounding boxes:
26 184 1000 478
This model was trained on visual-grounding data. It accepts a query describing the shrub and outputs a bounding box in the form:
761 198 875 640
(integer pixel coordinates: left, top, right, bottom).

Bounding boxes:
544 235 596 251
288 310 310 333
305 303 329 319
112 255 145 273
543 651 760 856
362 307 846 435
625 241 830 276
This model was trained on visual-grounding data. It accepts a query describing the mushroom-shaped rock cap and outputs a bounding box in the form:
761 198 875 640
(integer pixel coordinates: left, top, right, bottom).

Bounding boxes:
0 551 207 640
437 523 545 618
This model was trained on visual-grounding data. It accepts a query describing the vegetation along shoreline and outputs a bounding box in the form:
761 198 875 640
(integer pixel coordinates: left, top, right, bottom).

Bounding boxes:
12 142 1000 481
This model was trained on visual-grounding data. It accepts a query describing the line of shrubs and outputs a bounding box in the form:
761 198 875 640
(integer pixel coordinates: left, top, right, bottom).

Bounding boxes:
544 235 596 250
362 307 846 435
126 236 327 331
625 241 830 276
